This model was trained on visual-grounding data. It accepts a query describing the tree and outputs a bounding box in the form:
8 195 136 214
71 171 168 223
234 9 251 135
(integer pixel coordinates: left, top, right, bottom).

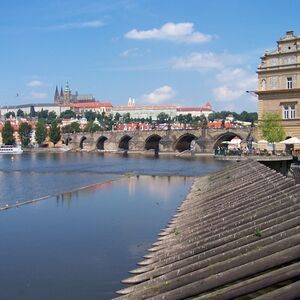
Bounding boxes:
157 112 169 124
49 121 61 146
30 106 36 118
35 120 47 146
19 122 32 147
62 122 81 133
84 110 96 122
5 111 15 119
47 111 57 124
259 112 285 144
17 109 25 118
2 121 15 145
37 109 49 120
83 122 101 133
60 109 76 119
185 113 193 124
123 113 131 123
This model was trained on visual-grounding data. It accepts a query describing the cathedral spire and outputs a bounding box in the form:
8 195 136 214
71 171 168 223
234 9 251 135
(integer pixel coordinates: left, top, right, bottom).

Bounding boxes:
60 87 64 97
54 86 59 98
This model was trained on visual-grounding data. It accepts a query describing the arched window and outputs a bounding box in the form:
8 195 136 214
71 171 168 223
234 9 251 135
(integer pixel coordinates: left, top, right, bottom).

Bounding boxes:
283 106 289 119
290 105 296 119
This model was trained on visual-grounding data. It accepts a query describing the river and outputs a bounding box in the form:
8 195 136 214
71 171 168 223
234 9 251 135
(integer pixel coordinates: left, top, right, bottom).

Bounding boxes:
0 152 227 300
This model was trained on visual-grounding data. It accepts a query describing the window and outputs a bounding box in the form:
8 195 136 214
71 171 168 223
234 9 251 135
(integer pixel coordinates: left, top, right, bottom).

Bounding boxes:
287 77 293 89
284 106 289 119
283 104 297 119
290 105 296 119
270 76 278 89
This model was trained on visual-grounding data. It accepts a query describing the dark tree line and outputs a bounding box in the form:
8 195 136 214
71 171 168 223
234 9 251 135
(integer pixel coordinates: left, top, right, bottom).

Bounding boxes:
208 111 258 123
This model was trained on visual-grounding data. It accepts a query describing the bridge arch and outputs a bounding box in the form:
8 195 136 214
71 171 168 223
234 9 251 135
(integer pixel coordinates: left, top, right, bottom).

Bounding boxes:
174 133 197 152
213 132 243 149
119 135 132 150
65 137 72 146
96 136 108 150
79 136 87 150
144 134 162 152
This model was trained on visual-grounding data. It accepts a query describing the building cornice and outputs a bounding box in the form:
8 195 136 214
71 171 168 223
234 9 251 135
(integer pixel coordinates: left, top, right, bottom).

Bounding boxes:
261 50 300 59
257 64 300 74
255 88 300 96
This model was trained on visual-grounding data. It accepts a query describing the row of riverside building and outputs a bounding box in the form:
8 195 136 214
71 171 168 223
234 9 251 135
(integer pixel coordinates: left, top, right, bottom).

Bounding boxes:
1 30 300 138
0 87 213 120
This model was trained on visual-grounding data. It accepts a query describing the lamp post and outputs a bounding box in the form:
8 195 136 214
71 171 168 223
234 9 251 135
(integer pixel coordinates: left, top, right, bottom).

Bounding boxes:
246 90 258 97
246 135 254 155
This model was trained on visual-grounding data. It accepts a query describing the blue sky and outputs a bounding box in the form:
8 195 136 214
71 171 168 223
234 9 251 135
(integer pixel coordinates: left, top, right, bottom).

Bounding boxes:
0 0 300 112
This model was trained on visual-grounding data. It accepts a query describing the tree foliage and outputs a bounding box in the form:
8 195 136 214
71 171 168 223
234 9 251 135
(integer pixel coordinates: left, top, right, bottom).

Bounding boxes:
84 110 97 122
36 110 57 124
48 111 57 123
49 121 61 146
208 111 258 123
2 121 15 145
4 111 15 119
62 122 81 133
157 112 170 124
36 109 49 120
60 109 76 119
83 122 101 133
19 122 32 147
35 120 47 146
259 112 285 143
17 109 25 118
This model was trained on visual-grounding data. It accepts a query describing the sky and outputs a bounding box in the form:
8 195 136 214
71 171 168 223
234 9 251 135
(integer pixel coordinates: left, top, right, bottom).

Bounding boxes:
0 0 300 112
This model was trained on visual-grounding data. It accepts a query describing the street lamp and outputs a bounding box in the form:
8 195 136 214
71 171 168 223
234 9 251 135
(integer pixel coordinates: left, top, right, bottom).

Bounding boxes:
246 90 258 97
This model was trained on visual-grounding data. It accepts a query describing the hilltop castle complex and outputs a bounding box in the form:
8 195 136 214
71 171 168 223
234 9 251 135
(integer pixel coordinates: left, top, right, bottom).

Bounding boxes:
54 82 95 104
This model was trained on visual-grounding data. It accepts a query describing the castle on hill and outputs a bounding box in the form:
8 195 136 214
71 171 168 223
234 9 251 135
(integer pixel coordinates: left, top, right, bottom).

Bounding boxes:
54 82 95 105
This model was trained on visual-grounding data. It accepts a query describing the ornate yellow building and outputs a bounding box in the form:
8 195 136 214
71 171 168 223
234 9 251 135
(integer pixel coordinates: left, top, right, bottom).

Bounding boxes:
257 31 300 138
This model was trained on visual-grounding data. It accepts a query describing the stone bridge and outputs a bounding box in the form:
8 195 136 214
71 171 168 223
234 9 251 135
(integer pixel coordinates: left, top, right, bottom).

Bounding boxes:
62 128 255 154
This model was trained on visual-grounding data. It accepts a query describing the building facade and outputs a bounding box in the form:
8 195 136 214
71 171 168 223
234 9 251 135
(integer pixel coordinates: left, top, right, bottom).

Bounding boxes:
0 103 70 117
69 102 112 115
257 31 300 138
176 102 212 118
112 98 212 121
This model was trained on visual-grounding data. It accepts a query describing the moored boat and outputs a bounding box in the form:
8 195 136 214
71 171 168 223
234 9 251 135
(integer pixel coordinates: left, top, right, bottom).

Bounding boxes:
0 145 23 154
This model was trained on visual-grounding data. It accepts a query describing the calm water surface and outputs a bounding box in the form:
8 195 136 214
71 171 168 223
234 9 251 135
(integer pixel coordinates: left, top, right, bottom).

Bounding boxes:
0 152 227 299
0 152 227 206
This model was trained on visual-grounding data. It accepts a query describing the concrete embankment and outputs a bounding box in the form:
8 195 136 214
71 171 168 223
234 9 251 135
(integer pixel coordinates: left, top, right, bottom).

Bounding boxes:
117 160 300 299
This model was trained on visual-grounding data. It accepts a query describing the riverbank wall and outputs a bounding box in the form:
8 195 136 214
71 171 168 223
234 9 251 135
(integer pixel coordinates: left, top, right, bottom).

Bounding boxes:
117 159 300 299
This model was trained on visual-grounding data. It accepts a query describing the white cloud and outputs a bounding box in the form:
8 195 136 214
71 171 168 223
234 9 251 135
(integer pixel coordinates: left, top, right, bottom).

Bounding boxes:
30 92 47 99
141 85 175 104
27 80 44 87
47 20 103 30
216 68 248 83
173 52 244 71
173 52 223 70
120 48 146 58
213 68 257 102
125 22 212 44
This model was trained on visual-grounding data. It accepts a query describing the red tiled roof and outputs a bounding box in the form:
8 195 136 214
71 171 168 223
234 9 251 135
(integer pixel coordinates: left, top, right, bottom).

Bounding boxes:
69 102 112 108
177 107 212 112
114 105 177 109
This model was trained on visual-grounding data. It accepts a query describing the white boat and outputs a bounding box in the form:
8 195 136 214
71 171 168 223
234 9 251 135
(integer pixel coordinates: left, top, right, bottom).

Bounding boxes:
0 145 23 154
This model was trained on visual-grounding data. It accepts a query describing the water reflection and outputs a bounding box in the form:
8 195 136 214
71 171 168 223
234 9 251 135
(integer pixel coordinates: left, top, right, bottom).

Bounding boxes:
0 152 227 206
0 175 193 300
